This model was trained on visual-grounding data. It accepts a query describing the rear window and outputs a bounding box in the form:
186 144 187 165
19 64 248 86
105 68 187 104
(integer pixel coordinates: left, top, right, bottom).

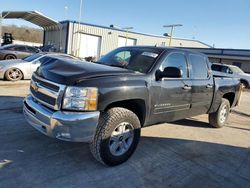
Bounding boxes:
27 47 38 53
189 54 209 79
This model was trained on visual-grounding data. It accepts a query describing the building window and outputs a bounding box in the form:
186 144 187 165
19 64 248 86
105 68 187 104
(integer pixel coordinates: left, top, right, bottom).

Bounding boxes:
118 36 136 47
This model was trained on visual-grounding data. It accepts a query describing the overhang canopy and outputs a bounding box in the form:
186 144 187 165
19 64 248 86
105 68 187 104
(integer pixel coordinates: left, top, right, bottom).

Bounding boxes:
1 11 60 30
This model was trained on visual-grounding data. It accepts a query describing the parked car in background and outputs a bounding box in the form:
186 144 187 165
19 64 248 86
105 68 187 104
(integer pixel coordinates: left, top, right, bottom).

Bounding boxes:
211 63 250 88
0 44 40 60
0 53 79 81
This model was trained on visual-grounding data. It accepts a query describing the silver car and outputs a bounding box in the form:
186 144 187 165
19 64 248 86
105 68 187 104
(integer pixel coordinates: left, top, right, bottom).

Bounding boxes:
0 53 79 81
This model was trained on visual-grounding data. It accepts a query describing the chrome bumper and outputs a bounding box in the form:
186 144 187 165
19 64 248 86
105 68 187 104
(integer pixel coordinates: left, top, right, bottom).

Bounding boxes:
23 95 100 142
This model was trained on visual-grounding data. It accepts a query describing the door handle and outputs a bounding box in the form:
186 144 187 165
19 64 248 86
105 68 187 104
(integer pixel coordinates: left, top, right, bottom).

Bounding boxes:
183 85 192 90
206 84 213 89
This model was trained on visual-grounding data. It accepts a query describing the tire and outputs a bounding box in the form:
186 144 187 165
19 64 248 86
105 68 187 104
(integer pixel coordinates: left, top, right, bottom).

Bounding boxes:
240 81 248 89
4 54 16 60
209 98 230 128
90 107 141 166
4 68 23 81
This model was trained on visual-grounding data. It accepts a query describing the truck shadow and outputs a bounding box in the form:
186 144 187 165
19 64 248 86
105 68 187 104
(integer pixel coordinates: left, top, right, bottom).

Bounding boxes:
171 118 211 128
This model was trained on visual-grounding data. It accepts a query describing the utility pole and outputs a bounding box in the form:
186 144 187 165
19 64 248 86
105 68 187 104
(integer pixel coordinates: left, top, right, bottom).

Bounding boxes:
76 0 83 56
163 24 183 46
64 6 68 20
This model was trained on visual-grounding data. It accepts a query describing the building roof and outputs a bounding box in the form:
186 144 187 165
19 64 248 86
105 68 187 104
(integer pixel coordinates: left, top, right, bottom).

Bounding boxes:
1 11 59 30
180 47 250 61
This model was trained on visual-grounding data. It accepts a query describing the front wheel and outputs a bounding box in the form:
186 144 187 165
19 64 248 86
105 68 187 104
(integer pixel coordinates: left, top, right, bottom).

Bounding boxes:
90 107 141 166
209 98 230 128
5 68 23 81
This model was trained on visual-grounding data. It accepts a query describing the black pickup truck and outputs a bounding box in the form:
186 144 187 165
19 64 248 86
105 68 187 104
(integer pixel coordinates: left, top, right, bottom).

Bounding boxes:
23 46 241 166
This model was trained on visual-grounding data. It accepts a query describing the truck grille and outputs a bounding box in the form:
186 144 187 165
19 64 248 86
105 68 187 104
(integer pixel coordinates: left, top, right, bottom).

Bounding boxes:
30 74 66 110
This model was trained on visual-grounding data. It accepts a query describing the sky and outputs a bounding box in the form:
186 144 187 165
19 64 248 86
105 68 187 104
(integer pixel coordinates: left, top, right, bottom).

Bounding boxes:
1 0 250 49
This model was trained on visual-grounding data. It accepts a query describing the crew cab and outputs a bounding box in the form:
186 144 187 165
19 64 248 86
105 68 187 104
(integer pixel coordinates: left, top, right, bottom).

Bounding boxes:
23 46 241 166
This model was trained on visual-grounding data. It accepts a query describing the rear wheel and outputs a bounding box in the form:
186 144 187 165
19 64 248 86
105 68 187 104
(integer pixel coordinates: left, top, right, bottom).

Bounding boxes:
209 98 230 128
5 68 23 81
90 107 141 166
4 54 16 60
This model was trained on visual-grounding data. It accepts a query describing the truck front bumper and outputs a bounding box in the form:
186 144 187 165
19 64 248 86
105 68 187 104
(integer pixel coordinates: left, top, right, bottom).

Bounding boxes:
23 95 100 142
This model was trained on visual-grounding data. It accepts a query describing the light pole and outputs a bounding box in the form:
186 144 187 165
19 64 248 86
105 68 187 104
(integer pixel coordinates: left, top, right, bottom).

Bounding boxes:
163 24 183 47
122 27 133 46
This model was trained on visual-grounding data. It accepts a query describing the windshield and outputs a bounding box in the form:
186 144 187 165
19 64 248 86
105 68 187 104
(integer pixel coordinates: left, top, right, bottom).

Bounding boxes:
230 66 244 74
97 47 161 73
23 53 43 62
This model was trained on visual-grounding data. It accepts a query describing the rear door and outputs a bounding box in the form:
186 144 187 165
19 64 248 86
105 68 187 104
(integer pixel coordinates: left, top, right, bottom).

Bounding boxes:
152 51 192 122
188 53 214 116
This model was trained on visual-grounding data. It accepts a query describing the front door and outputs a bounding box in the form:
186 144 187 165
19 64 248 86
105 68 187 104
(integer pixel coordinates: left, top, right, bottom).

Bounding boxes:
151 52 192 123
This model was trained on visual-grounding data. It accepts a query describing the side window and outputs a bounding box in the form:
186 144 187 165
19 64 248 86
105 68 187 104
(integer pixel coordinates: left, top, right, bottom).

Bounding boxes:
211 64 222 71
160 52 188 79
14 46 26 52
189 54 208 79
27 47 37 53
221 66 230 73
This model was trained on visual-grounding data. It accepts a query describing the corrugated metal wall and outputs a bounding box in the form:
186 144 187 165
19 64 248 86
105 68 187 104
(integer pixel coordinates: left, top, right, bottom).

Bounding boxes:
44 22 68 53
45 21 210 57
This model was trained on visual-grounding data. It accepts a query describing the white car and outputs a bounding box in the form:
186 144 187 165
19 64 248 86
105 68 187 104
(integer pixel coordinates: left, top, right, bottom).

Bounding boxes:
0 53 79 81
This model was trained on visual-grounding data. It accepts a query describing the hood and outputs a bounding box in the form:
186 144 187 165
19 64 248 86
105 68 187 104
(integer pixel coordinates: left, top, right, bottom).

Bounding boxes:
36 59 137 85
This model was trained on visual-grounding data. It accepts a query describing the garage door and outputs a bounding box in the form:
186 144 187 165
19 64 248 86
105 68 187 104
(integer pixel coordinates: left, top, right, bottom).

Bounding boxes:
118 36 136 47
79 33 101 59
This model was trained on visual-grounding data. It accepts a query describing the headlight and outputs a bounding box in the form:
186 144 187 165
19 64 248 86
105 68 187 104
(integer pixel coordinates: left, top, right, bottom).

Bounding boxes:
62 87 98 111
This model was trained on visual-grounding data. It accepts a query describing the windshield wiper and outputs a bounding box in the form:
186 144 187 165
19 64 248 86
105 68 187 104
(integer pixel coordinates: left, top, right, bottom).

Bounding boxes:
109 64 127 69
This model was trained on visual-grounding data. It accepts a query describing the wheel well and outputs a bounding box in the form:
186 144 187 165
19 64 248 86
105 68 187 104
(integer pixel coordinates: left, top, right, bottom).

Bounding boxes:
240 79 249 87
222 92 235 107
4 54 17 59
105 99 146 126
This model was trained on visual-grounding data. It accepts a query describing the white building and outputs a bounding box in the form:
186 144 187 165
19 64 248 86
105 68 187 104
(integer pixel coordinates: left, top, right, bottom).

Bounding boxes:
44 20 211 59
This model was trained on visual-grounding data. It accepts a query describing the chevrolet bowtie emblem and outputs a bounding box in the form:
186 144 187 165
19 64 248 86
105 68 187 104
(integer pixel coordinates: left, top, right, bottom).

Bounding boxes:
31 81 39 92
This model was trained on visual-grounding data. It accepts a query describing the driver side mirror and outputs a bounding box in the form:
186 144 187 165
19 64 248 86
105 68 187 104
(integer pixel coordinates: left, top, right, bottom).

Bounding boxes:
156 67 182 81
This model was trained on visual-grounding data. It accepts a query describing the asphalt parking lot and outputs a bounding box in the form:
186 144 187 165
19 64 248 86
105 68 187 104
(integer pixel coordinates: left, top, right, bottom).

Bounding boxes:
0 80 249 188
